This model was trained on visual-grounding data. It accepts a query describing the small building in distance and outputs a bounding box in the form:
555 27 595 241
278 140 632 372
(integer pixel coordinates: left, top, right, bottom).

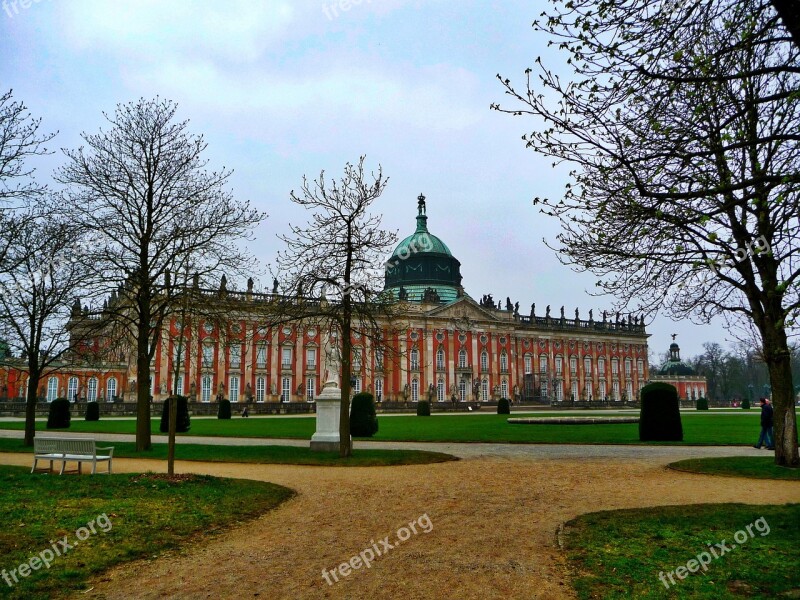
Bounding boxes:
649 337 707 400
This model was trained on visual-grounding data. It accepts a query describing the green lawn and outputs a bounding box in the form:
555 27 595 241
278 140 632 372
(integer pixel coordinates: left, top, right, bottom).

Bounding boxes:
669 457 800 480
566 503 800 599
0 438 456 467
0 465 292 600
0 411 789 445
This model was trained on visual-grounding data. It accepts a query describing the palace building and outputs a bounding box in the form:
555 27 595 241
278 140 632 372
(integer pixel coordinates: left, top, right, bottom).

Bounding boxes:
649 337 707 400
0 196 651 406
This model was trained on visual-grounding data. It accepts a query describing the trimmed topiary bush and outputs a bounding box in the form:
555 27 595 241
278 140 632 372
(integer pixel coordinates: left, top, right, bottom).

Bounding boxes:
696 397 709 410
47 398 71 429
742 398 751 410
85 401 100 421
350 392 378 437
217 399 232 419
160 395 191 433
639 382 683 441
417 400 431 416
497 397 511 414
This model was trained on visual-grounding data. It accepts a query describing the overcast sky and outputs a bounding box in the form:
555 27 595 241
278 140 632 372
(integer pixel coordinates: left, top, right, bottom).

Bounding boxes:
1 0 732 360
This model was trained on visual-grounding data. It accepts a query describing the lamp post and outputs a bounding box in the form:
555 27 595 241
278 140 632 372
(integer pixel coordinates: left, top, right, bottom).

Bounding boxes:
748 383 753 403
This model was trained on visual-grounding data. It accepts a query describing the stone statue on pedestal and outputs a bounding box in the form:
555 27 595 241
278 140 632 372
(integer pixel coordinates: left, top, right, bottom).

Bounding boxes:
324 344 341 387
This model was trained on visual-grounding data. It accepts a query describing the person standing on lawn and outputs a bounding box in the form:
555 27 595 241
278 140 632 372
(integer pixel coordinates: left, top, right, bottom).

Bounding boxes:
754 397 774 449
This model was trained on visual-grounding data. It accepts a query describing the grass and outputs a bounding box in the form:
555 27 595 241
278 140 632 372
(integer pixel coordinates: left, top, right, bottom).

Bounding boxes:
669 457 800 480
0 465 293 600
0 438 456 467
1 411 794 445
565 503 800 599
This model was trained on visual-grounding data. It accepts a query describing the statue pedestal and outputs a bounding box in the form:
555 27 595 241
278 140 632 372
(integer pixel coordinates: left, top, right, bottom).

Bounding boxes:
310 383 350 452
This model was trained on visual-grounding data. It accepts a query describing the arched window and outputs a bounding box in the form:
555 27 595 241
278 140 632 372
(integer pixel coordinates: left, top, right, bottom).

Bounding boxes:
436 347 445 371
569 356 578 375
539 354 548 373
598 357 606 374
555 356 563 374
624 359 632 375
201 375 212 402
524 354 532 374
352 377 361 395
611 358 619 374
411 378 419 402
585 381 592 400
437 377 445 402
555 380 563 401
626 382 634 401
410 349 419 370
571 380 578 400
67 377 79 401
500 352 508 372
458 348 467 369
229 375 240 402
375 379 383 402
599 379 607 399
501 380 508 398
106 377 117 401
584 356 592 375
637 359 644 376
612 380 620 400
480 351 489 372
306 377 315 401
458 379 467 402
87 377 98 402
47 377 59 401
481 378 489 401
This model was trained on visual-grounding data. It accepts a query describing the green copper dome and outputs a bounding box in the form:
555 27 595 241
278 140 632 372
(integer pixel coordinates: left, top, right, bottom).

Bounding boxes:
384 194 462 303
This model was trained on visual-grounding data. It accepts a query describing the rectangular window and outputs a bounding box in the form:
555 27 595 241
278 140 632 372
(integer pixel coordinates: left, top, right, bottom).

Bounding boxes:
88 378 98 402
353 377 361 395
281 376 291 402
459 380 467 402
524 355 532 374
500 353 508 372
541 355 549 373
256 377 266 402
458 350 467 369
282 348 292 370
437 379 445 402
480 352 488 372
201 376 212 402
353 351 362 372
256 344 267 368
375 349 384 370
230 345 241 368
613 380 620 400
410 350 419 371
106 377 117 401
229 375 240 402
375 379 383 402
436 350 445 371
501 380 508 399
625 360 632 375
570 357 577 375
203 345 214 368
411 379 419 402
306 348 316 369
481 379 489 402
306 376 315 401
612 359 619 374
175 376 183 397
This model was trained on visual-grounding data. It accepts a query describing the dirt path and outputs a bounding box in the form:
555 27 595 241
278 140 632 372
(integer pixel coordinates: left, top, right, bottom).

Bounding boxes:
0 452 797 599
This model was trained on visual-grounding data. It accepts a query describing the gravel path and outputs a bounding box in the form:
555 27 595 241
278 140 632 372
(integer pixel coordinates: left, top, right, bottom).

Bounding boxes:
1 443 797 600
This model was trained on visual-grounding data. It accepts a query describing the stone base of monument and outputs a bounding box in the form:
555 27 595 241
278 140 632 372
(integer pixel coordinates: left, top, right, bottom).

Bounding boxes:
310 383 351 452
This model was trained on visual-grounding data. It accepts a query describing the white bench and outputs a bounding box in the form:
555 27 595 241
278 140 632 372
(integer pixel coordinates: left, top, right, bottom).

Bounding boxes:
32 437 114 475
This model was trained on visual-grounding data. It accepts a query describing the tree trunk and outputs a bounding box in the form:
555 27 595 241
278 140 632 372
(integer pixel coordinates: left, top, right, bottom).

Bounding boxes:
763 327 799 467
339 309 353 458
136 318 152 452
167 394 177 475
23 366 40 447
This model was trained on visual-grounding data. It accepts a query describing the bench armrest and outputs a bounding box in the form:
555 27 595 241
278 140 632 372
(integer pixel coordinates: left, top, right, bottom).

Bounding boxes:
96 446 115 457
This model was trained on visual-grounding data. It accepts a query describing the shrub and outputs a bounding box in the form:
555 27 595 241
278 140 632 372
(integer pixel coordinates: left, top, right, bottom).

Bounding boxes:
639 382 683 441
47 398 71 429
696 397 709 410
416 400 431 416
497 397 511 414
217 399 232 419
742 398 751 410
85 401 100 421
159 395 191 433
350 392 378 437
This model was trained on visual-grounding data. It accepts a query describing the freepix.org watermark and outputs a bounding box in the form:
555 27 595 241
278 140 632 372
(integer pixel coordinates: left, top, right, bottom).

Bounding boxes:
2 513 113 588
708 235 771 275
322 513 433 585
657 516 770 590
2 0 48 20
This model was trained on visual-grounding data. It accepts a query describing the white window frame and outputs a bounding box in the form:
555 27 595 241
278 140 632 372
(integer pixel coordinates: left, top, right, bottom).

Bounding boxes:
106 377 117 401
229 375 240 403
281 376 291 402
500 352 508 372
229 345 241 368
481 378 489 402
201 375 212 402
410 349 419 371
436 347 445 371
87 377 98 402
584 356 592 375
306 348 316 369
67 376 79 401
306 376 315 401
459 379 467 402
256 344 267 368
282 347 292 370
437 378 445 402
458 349 467 369
480 351 489 372
202 344 214 368
541 354 550 373
411 378 419 402
524 354 532 374
375 379 383 402
47 377 59 401
256 376 266 402
571 380 578 401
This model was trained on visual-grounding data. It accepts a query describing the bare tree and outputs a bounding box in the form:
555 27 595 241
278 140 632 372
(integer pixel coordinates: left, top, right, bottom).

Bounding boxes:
276 157 398 457
57 98 265 451
494 0 799 465
0 211 90 445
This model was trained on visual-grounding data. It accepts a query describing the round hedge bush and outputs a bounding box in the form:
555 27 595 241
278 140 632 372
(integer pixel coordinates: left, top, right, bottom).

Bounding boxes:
217 399 232 419
350 392 378 437
160 395 191 433
639 382 683 441
497 397 511 414
696 397 709 410
85 401 100 421
416 400 431 416
47 398 71 429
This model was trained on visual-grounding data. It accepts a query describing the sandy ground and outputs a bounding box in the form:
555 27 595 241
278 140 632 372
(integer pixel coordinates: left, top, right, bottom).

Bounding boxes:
0 450 797 600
